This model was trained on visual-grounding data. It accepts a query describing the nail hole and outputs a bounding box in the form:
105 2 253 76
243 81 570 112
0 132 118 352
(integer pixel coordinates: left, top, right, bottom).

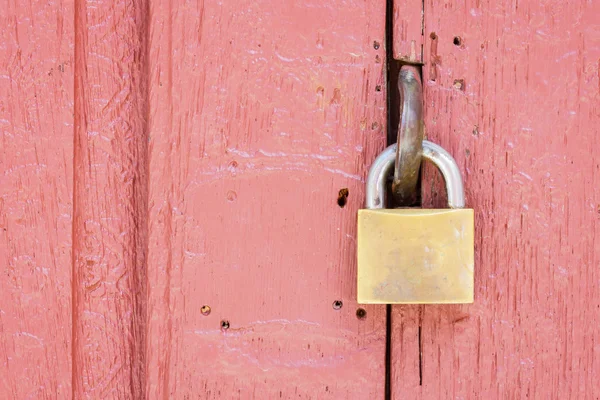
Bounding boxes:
226 190 237 202
201 305 211 316
373 41 380 50
375 85 382 92
220 320 230 330
453 79 465 91
453 36 462 46
371 122 379 130
332 300 343 310
430 32 438 40
337 188 349 208
356 308 367 319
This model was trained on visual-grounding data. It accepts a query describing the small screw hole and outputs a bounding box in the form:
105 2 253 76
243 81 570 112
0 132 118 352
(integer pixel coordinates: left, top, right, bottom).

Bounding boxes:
220 320 230 330
201 305 211 316
375 85 382 92
453 36 462 46
356 308 367 319
453 79 465 91
373 41 380 50
226 190 237 202
337 188 349 208
333 300 343 310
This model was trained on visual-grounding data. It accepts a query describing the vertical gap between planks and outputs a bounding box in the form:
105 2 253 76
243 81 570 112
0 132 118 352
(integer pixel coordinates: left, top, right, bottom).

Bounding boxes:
418 324 423 385
385 0 395 399
418 306 423 386
421 0 425 61
385 0 400 146
385 305 393 399
418 0 425 384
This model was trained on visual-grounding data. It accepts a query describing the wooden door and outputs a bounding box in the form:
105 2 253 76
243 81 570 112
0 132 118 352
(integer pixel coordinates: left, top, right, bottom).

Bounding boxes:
1 0 599 399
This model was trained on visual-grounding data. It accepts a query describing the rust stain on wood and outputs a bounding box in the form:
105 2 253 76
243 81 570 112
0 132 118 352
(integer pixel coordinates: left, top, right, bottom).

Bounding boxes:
393 0 424 62
428 32 440 81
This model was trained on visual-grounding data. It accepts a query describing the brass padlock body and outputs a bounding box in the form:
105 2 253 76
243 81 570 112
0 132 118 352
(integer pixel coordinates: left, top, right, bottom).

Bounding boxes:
357 208 474 304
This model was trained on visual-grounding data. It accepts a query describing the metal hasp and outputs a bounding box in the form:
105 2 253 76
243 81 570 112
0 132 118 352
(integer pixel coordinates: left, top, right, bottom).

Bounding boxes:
392 65 424 205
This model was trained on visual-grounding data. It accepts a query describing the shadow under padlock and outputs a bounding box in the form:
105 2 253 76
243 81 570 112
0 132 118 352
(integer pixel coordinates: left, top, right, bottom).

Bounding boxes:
357 141 474 304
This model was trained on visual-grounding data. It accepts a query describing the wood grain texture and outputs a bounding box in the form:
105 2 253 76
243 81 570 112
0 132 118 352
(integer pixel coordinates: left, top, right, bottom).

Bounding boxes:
72 0 149 397
391 1 600 398
145 0 388 398
0 0 74 397
393 0 423 62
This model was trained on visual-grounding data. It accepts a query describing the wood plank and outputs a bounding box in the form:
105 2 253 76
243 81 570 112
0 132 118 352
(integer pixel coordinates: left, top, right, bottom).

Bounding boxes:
391 0 600 398
145 0 388 397
393 0 423 62
0 0 74 397
72 0 149 397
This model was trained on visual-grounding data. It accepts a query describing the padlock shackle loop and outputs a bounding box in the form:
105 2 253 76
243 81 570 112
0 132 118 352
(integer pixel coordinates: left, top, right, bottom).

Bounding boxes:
366 141 466 210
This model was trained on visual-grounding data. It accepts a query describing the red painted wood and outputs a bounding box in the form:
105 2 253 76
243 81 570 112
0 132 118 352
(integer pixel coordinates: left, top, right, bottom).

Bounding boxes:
0 0 74 397
72 0 149 397
8 0 598 398
391 1 600 398
143 0 388 398
393 0 424 62
3 0 389 396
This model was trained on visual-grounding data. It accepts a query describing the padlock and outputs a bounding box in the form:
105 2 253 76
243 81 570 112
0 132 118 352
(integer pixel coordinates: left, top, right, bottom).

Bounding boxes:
357 141 474 304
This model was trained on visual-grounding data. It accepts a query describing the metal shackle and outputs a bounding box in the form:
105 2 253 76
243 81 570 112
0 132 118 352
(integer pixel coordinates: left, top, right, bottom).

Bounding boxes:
365 141 465 210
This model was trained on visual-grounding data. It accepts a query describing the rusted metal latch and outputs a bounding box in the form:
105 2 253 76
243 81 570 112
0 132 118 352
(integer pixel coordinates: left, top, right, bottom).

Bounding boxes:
391 65 424 205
